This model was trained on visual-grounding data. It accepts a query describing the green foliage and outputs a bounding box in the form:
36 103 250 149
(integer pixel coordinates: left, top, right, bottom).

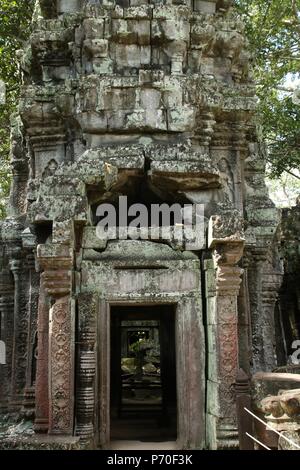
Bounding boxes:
266 172 300 207
0 0 34 218
236 0 300 179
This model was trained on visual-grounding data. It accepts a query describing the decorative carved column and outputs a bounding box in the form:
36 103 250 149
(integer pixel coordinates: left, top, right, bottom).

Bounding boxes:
261 271 283 370
237 262 252 375
246 247 283 372
37 244 74 435
10 257 26 406
2 220 30 409
0 267 14 410
75 294 97 441
22 235 40 415
205 211 244 449
48 295 74 434
34 273 49 433
246 248 268 371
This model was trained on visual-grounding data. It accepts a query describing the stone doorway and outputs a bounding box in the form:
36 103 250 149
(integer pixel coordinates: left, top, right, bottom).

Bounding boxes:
78 239 205 448
110 305 177 443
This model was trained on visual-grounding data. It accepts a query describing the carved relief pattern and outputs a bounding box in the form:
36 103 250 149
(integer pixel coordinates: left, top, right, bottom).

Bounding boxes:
217 320 239 415
75 294 97 440
34 275 49 432
215 264 242 418
0 292 14 405
23 255 40 412
49 295 73 433
11 264 30 400
76 351 96 439
205 239 244 447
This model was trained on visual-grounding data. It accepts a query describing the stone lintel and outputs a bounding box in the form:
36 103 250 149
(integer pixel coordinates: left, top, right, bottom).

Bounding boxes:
37 244 73 298
37 244 73 274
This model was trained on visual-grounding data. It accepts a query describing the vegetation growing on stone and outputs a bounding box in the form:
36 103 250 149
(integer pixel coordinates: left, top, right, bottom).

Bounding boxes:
0 0 34 218
0 0 299 217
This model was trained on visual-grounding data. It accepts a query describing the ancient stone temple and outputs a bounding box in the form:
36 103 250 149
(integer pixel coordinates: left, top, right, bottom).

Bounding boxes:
0 0 298 451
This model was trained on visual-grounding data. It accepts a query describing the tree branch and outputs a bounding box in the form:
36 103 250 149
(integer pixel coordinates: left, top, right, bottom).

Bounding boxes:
292 0 300 24
266 157 300 180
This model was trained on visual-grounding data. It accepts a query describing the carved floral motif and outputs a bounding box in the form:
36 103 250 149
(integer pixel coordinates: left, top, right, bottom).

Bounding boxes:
49 296 73 433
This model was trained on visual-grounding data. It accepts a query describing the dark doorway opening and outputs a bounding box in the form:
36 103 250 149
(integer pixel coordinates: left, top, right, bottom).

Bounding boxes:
110 305 177 442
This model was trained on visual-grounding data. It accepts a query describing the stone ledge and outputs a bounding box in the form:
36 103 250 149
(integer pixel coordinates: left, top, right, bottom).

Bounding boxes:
0 435 84 451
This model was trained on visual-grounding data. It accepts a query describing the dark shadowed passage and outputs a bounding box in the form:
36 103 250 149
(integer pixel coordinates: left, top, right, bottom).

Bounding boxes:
110 305 177 442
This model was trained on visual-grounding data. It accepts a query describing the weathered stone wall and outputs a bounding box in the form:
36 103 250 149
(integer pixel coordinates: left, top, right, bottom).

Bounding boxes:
0 0 284 450
277 199 300 363
250 201 300 450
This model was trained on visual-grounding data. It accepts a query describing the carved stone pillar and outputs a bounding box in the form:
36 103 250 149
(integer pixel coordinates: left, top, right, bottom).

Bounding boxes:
237 264 252 375
0 268 14 410
75 294 97 441
34 273 49 433
205 212 244 449
246 248 268 372
261 271 283 370
3 218 29 410
48 295 74 434
23 250 39 415
10 257 26 406
37 244 74 435
246 247 283 372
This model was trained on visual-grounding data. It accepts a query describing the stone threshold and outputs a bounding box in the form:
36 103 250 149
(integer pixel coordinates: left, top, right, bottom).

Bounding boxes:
109 440 178 450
